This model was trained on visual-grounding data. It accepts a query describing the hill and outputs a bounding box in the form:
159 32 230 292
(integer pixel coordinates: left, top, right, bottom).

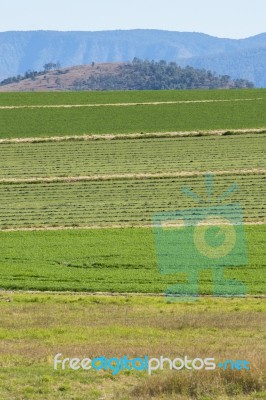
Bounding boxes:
0 63 119 92
0 30 266 87
0 60 253 92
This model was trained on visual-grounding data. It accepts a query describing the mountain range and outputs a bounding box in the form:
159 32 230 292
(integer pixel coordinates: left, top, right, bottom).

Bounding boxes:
0 30 266 87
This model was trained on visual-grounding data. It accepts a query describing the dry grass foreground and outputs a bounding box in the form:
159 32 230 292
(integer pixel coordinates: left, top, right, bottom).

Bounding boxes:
0 292 265 399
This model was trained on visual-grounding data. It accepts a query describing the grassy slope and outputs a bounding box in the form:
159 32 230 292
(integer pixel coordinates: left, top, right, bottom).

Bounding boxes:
0 226 265 294
0 293 265 400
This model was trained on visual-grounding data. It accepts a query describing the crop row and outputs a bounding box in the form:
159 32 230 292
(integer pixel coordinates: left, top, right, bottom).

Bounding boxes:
1 99 266 138
0 134 265 179
0 174 265 228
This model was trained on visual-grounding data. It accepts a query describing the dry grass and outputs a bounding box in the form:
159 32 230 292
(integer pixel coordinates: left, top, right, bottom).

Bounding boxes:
0 293 265 399
0 128 265 144
0 98 264 108
0 220 265 232
0 168 264 185
129 365 265 399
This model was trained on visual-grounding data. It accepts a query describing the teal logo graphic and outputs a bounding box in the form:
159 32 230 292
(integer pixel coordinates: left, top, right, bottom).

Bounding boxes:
153 174 248 301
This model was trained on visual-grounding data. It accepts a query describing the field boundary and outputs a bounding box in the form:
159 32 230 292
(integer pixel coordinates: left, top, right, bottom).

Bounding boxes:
0 168 265 185
0 97 265 110
0 168 266 184
0 128 266 144
0 221 265 232
0 289 265 298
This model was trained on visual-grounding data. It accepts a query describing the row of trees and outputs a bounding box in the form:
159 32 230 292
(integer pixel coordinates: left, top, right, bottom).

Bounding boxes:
73 59 254 91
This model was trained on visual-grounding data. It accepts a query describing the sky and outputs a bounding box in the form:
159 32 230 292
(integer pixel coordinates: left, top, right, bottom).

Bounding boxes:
0 0 265 39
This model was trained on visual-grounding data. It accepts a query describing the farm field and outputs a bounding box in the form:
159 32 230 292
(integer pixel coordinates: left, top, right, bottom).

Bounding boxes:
0 89 265 400
0 88 265 106
0 174 265 229
0 133 265 179
0 226 265 294
0 90 265 293
0 90 266 138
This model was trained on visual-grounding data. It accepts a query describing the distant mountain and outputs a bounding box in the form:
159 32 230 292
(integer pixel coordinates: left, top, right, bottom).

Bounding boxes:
0 30 266 87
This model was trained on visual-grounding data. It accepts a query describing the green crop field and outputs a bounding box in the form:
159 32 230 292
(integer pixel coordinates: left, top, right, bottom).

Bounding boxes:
0 226 265 294
0 88 265 106
0 90 266 138
0 89 265 400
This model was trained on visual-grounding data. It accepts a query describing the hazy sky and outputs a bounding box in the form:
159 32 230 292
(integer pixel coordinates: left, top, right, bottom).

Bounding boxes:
1 0 265 38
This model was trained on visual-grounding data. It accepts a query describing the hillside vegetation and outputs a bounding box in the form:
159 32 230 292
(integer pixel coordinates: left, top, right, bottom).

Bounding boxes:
73 59 253 90
0 60 253 91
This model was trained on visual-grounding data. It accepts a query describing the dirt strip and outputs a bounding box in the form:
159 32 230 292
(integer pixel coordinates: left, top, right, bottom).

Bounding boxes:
0 221 265 233
0 97 265 110
0 290 265 299
0 128 265 144
0 168 265 185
